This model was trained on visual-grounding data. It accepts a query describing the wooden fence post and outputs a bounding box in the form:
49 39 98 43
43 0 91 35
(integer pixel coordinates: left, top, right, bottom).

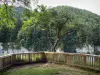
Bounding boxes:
0 57 3 70
29 53 31 63
84 55 86 65
12 54 16 65
66 54 70 64
41 52 47 62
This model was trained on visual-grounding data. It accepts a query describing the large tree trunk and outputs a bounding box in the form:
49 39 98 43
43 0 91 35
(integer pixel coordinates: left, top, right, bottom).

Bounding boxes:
47 30 53 52
2 49 4 54
12 49 14 54
94 45 97 54
7 49 9 54
52 39 59 52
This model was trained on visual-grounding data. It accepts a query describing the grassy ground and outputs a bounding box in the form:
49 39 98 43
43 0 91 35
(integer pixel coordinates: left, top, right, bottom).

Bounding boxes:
0 63 100 75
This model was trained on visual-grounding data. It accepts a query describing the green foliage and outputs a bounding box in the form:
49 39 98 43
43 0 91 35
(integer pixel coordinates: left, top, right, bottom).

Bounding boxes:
0 0 38 53
17 5 100 52
0 5 16 29
0 4 100 53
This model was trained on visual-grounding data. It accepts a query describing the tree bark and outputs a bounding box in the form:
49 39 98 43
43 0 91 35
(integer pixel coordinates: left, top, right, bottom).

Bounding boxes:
12 49 14 54
2 49 4 54
47 30 53 51
94 45 97 54
52 39 59 52
7 49 9 54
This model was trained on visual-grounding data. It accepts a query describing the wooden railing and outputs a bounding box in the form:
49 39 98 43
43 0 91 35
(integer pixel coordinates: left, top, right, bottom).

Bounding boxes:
0 52 46 70
45 52 100 70
0 52 100 71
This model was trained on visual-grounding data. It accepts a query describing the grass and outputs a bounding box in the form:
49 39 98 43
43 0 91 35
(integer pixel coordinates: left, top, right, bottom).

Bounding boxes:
0 68 58 75
0 63 100 75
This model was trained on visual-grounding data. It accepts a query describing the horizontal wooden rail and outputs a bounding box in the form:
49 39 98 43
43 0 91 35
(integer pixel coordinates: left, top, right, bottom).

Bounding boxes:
0 52 46 70
0 52 100 71
45 52 100 70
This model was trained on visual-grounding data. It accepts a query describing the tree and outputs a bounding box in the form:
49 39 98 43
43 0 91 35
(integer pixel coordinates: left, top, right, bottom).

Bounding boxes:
18 5 51 51
0 4 16 53
18 5 100 53
0 0 38 54
48 7 75 51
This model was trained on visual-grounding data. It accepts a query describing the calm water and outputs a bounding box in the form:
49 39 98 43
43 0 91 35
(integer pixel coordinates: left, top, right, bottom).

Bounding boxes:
0 48 29 56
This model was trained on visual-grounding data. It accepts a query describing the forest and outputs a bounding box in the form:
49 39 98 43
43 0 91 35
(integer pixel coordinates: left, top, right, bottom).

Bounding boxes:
0 0 100 54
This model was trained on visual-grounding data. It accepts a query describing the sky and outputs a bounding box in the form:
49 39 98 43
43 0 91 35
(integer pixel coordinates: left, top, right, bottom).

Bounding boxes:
38 0 100 15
